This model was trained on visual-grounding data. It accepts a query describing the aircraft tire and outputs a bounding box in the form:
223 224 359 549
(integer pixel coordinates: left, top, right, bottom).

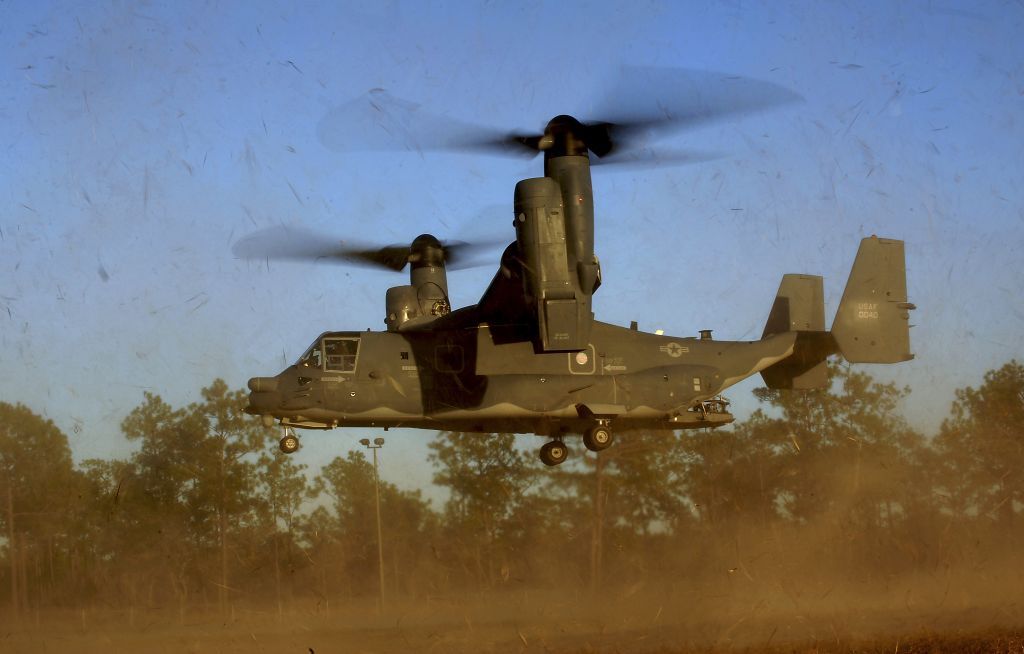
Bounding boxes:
539 440 568 467
583 426 613 452
279 433 300 454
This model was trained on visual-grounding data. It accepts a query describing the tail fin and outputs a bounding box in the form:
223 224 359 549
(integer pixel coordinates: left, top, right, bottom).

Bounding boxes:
832 236 915 363
762 274 825 337
759 238 915 389
760 274 832 389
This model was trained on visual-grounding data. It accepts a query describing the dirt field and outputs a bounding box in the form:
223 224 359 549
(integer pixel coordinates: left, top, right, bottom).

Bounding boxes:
2 587 1021 654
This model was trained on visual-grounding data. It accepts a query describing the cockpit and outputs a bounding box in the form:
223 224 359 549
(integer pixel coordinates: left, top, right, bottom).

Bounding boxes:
297 335 361 373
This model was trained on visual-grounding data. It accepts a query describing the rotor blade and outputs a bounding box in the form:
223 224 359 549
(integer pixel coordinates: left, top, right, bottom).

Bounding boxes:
443 239 508 270
317 88 534 157
318 71 799 160
589 66 803 155
232 226 348 262
232 226 502 271
342 245 411 271
231 226 409 270
589 147 722 170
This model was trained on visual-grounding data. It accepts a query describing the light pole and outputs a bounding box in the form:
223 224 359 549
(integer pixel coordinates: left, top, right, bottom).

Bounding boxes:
359 437 386 610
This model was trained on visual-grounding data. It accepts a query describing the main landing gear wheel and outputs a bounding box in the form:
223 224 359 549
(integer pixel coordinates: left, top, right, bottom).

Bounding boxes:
583 425 613 452
279 427 300 454
539 440 569 467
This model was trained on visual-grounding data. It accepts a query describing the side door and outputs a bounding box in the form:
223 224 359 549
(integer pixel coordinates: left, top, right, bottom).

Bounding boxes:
321 336 361 409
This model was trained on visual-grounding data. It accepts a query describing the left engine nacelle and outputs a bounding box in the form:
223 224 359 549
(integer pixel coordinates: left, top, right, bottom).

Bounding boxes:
385 234 451 331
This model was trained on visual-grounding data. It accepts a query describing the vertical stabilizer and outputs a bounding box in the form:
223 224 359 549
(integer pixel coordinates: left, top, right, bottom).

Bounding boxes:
831 236 915 363
762 274 825 337
761 274 830 389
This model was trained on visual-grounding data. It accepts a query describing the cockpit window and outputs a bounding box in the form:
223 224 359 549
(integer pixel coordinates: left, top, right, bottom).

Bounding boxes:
324 337 360 373
298 341 323 369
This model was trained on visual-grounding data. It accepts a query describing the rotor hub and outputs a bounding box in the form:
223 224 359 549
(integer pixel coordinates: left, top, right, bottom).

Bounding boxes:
410 233 446 268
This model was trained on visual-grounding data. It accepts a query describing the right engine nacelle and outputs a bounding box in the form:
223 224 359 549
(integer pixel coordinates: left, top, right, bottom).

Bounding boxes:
514 177 593 351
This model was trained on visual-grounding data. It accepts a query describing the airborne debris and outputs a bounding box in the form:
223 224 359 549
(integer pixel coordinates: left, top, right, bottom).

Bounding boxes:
286 179 304 205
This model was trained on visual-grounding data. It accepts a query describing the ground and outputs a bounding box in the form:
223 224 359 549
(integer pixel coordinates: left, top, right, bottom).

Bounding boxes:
2 591 1021 653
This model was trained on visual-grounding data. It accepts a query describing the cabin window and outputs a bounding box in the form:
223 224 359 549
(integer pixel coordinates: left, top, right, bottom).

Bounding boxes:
324 337 360 373
298 341 323 369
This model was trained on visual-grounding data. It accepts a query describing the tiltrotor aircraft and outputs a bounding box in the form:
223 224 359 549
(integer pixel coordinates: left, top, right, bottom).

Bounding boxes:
238 80 914 466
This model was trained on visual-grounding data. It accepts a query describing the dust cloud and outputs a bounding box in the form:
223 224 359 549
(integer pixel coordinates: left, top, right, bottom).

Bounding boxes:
1 550 1021 653
4 365 1024 653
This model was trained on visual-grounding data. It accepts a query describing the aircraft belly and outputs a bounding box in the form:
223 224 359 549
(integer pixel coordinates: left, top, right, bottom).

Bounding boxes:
475 374 618 413
450 368 708 419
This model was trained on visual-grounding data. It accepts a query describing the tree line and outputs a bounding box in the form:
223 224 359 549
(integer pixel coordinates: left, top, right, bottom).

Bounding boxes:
1 361 1022 616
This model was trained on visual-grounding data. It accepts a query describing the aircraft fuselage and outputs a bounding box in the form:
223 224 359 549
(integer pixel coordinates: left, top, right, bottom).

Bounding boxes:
246 318 798 437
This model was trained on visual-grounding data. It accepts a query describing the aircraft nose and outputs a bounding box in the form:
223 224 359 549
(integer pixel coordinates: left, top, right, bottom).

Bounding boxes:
248 377 278 393
245 377 281 418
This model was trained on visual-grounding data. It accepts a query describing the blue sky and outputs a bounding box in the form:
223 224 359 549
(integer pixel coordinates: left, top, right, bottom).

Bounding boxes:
2 1 1022 491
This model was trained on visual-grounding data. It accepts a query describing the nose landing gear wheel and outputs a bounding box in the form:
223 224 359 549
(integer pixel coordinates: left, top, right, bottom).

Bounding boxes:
583 425 613 452
539 440 569 467
279 427 300 454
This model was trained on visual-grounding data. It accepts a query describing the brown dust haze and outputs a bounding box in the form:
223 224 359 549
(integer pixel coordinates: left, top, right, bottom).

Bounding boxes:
2 362 1023 652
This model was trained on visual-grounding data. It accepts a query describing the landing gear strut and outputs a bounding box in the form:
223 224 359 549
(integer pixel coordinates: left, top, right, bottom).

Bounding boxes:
539 440 569 467
583 422 614 452
279 426 300 454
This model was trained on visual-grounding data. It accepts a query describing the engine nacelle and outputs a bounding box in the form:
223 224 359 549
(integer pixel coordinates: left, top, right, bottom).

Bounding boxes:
385 234 451 331
514 177 592 351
